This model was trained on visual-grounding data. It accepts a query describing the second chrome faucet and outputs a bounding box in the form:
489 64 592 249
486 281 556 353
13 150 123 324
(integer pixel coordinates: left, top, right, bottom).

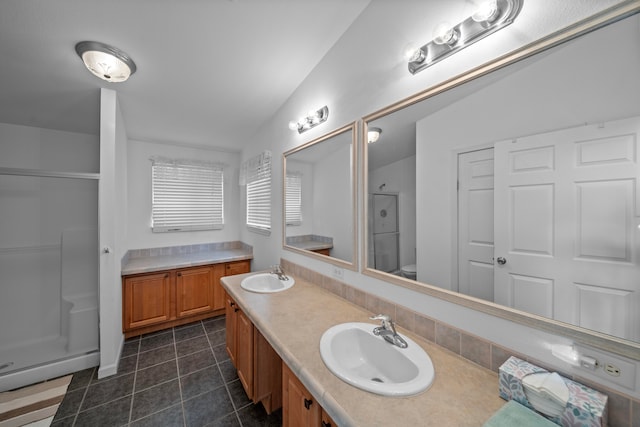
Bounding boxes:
370 314 408 348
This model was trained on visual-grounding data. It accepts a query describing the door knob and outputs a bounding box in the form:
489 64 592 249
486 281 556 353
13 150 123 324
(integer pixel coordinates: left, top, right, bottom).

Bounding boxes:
496 257 507 265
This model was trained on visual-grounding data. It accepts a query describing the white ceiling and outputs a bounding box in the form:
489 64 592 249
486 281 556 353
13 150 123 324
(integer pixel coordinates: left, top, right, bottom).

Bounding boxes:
0 0 370 151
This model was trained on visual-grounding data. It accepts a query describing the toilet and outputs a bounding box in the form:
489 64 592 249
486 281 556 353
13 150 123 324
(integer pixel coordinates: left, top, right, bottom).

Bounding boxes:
400 264 416 280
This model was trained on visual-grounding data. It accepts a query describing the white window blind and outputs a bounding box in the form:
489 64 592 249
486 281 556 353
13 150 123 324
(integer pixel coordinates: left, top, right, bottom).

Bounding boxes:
285 173 302 226
242 151 272 233
151 158 224 232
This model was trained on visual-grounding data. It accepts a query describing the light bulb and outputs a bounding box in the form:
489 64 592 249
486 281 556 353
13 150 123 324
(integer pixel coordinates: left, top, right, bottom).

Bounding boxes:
403 43 425 63
288 121 299 131
433 22 458 46
81 50 132 82
368 127 382 144
472 0 500 23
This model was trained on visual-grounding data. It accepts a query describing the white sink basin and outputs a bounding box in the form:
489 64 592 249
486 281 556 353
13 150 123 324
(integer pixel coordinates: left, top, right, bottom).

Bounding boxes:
240 273 295 293
319 322 434 396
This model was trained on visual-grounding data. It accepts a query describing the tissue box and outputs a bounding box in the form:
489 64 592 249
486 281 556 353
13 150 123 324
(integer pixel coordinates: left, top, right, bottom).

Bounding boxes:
499 356 608 427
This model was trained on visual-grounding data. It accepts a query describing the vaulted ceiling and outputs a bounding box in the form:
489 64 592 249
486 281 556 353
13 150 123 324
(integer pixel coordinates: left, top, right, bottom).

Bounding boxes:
0 0 370 150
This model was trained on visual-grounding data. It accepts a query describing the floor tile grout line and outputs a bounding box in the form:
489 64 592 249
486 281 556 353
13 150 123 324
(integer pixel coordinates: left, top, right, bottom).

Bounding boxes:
69 366 95 426
205 318 244 426
127 337 142 425
175 323 187 427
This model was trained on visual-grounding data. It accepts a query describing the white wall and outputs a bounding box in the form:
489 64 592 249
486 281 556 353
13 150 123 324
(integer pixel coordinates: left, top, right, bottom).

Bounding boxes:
313 144 353 261
239 0 640 397
98 88 128 378
126 140 241 249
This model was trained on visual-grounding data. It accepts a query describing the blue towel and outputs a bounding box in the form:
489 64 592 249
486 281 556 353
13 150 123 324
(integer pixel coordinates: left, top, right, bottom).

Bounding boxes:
484 401 558 427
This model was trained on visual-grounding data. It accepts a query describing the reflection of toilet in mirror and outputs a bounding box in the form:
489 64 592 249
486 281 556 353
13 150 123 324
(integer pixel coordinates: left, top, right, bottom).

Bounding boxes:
400 264 416 280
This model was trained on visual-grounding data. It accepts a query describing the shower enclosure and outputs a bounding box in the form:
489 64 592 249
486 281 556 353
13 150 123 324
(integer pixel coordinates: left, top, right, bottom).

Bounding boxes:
0 130 100 391
368 193 400 272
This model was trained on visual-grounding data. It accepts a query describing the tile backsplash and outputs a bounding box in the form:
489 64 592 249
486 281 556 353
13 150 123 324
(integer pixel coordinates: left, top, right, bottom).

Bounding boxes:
281 259 640 427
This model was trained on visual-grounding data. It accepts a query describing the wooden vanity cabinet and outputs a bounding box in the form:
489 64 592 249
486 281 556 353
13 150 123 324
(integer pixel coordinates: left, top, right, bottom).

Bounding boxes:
283 363 337 427
312 248 331 256
123 271 172 330
123 259 249 337
225 294 282 414
176 266 216 317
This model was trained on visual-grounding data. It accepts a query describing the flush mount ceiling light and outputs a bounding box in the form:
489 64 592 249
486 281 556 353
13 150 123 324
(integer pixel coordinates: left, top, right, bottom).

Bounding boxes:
368 127 382 144
75 41 137 82
288 106 329 134
407 0 523 74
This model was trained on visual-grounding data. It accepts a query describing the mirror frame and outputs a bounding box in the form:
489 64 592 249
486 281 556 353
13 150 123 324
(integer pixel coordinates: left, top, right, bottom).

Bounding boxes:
362 2 640 360
283 121 359 271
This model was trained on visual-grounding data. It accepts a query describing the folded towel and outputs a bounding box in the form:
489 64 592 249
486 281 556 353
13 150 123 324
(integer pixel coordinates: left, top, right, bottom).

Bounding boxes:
483 401 558 427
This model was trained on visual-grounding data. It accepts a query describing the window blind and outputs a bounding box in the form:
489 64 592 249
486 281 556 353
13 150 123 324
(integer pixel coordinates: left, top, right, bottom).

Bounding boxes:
243 151 272 233
285 174 302 226
151 160 224 232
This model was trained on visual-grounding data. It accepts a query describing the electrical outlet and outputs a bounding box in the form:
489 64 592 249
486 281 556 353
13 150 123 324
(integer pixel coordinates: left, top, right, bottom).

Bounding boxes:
574 344 636 389
332 266 344 280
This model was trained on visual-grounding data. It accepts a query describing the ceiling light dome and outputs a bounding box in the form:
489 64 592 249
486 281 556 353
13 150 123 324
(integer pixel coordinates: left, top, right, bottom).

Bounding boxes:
75 41 137 82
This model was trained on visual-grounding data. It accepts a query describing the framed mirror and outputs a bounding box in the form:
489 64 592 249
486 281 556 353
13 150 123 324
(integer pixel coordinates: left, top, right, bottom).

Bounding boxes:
283 122 358 270
363 4 640 359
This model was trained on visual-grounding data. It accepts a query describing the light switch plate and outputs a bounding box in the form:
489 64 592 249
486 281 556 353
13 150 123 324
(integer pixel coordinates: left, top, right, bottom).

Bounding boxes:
574 344 636 390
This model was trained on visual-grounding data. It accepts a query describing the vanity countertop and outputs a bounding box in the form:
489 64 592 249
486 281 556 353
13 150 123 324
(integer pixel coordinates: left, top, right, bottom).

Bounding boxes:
221 271 505 427
121 248 253 276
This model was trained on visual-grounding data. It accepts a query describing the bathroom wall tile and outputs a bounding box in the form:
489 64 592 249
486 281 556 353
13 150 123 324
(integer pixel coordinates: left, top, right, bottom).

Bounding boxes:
632 399 640 427
395 306 415 333
322 277 345 299
365 294 396 318
607 391 631 427
490 345 519 373
435 323 461 355
344 285 366 308
461 333 491 370
414 314 436 343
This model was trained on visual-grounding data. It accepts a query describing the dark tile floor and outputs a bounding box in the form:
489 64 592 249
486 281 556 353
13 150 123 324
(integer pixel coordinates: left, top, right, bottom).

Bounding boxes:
52 316 282 426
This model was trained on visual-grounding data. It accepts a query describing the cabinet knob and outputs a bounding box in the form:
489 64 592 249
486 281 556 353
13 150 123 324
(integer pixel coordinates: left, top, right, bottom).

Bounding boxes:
322 422 332 427
304 398 313 410
177 272 182 276
164 273 169 278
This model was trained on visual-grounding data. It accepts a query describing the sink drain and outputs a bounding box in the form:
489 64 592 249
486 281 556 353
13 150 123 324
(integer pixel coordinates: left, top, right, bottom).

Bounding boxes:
371 377 384 383
0 362 14 371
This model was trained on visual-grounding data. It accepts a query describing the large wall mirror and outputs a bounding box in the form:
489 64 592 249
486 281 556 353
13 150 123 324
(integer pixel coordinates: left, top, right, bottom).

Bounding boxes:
283 122 358 270
364 5 640 359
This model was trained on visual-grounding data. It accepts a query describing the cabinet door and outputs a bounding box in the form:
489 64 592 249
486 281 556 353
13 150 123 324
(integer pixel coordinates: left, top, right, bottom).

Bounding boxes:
211 263 226 311
176 266 213 318
236 309 254 399
253 328 282 413
123 272 172 331
225 293 238 366
321 409 337 427
283 363 320 427
225 259 250 276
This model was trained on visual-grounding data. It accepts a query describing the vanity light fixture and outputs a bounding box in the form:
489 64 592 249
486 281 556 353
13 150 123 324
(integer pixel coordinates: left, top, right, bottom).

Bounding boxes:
288 106 329 134
75 41 137 82
368 127 382 144
407 0 523 74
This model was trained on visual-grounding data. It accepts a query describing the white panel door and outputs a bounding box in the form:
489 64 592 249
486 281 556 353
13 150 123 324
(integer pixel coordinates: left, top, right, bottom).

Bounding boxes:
458 148 495 300
494 117 640 341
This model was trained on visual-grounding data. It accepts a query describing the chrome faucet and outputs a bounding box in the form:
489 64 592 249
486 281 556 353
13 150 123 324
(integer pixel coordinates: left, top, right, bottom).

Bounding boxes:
270 264 288 281
370 314 408 348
